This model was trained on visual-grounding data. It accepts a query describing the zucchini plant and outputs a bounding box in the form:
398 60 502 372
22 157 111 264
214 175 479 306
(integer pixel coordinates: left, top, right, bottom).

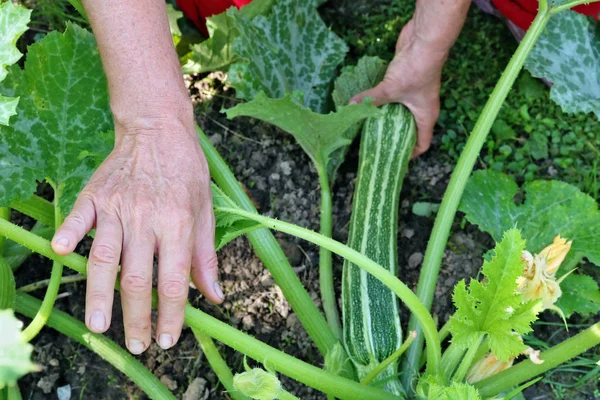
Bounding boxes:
1 0 600 399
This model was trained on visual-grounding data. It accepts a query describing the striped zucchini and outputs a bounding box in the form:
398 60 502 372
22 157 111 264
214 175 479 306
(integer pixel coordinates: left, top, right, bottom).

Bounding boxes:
342 104 416 393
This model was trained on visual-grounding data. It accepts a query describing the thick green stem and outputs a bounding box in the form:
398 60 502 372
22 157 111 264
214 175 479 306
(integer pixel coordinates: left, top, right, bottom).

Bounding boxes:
440 342 466 380
215 207 441 376
20 202 64 343
0 208 10 250
192 328 250 400
402 8 552 388
197 127 339 357
362 331 416 385
279 391 301 400
14 292 175 400
4 224 54 272
476 322 600 397
0 219 396 399
316 162 342 340
452 334 484 382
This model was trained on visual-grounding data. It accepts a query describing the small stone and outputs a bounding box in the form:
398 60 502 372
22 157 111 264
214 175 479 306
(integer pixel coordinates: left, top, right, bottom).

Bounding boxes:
242 315 255 330
402 228 415 239
77 365 86 375
49 358 60 367
208 133 222 146
270 172 281 181
37 373 59 394
408 252 424 268
280 161 292 176
286 313 300 330
160 375 178 391
260 274 275 287
183 377 209 400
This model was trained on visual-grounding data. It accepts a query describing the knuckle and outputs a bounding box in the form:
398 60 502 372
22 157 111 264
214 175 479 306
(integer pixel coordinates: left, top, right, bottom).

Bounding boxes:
158 276 189 301
90 243 120 266
120 273 151 294
87 290 111 304
66 210 87 228
125 319 151 334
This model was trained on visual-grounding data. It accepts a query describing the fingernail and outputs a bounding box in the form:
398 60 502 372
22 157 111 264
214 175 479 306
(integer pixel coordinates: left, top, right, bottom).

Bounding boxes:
53 236 70 248
158 334 173 350
90 311 106 332
213 281 225 300
127 339 145 355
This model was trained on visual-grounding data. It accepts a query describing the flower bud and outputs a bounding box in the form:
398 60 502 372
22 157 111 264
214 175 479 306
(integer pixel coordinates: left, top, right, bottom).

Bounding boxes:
466 352 514 384
539 235 572 274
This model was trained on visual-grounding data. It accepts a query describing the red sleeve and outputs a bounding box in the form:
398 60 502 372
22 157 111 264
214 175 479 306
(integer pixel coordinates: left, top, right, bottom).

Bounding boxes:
175 0 253 36
493 0 600 31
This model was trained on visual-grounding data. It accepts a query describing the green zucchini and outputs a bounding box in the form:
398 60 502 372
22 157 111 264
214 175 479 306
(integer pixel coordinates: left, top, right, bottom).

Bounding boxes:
342 104 416 393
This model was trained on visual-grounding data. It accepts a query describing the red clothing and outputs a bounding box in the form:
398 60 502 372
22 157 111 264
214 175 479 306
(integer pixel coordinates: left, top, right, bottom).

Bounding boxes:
493 0 600 30
175 0 251 36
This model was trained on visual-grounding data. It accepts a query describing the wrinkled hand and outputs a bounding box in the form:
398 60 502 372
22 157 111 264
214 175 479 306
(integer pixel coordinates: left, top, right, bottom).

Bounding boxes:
350 20 447 158
51 118 222 354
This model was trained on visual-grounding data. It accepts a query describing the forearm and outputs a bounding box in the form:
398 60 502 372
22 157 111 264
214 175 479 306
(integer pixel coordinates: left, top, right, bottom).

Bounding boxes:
411 0 471 56
83 0 191 130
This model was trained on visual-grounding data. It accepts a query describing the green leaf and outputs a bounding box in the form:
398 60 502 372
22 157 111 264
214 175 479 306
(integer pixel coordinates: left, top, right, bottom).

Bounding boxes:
0 2 31 125
556 274 600 317
211 184 260 250
449 229 538 361
166 3 183 37
182 0 275 74
0 24 112 214
224 92 381 167
332 56 387 107
525 10 600 117
459 170 600 267
0 310 39 388
428 381 482 400
227 0 348 113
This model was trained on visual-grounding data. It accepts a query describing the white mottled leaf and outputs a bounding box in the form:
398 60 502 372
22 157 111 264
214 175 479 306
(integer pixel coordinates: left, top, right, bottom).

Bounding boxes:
0 2 31 125
0 310 39 388
0 24 113 214
525 10 600 117
227 0 348 113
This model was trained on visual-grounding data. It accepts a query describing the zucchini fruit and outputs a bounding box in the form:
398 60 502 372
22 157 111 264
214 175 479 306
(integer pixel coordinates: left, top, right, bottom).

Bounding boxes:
342 104 416 393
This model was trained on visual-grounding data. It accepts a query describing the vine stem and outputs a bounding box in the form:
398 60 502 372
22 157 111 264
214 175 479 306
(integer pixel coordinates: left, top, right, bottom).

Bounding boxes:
401 6 552 387
452 333 484 382
316 161 342 340
14 292 176 400
475 322 600 397
214 206 441 376
0 219 398 400
550 0 600 14
20 197 65 342
0 207 10 250
362 331 417 385
18 274 86 293
191 328 250 400
197 127 340 359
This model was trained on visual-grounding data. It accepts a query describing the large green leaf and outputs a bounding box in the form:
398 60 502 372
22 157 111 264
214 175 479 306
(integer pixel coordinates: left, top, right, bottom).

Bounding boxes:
227 0 348 113
525 10 600 117
450 229 538 362
225 92 381 168
459 170 600 267
0 310 39 388
0 24 113 214
0 2 31 125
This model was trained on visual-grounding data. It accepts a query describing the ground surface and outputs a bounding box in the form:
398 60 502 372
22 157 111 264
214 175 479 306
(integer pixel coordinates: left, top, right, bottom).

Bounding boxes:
15 0 600 399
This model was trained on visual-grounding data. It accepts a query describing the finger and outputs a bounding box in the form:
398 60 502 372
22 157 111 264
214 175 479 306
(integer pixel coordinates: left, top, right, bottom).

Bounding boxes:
156 225 193 350
191 210 222 304
85 214 123 334
349 83 393 107
52 194 96 255
120 231 155 355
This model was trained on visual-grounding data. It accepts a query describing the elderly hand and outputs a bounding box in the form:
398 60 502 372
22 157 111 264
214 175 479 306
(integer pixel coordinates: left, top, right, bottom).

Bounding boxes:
51 112 222 354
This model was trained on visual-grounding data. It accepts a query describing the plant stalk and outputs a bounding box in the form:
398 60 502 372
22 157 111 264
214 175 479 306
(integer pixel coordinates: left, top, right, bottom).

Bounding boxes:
361 331 416 385
192 328 250 400
18 274 86 292
401 7 552 387
0 208 10 250
316 161 342 339
197 127 340 357
215 206 441 376
475 322 600 397
0 219 397 399
20 201 65 342
452 334 484 382
14 292 176 400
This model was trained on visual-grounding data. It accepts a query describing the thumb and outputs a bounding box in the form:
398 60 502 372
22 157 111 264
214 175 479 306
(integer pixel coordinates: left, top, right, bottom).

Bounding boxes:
349 83 393 107
191 212 223 304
